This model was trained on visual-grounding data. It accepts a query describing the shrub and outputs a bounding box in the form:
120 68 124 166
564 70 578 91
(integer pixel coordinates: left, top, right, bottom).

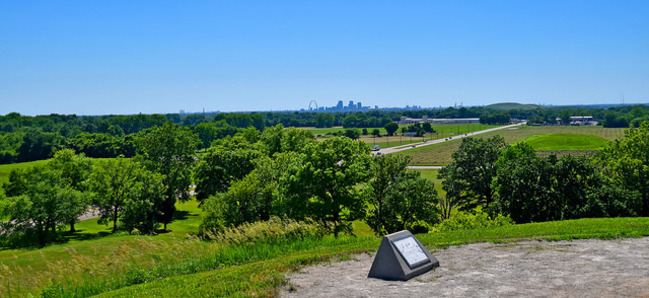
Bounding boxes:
433 209 514 232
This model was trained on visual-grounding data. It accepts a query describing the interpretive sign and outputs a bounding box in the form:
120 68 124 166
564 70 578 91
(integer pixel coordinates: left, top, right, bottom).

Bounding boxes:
393 235 429 268
367 230 439 281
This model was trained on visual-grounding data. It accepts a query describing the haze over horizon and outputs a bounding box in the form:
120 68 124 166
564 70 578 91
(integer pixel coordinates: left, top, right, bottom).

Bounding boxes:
1 1 648 116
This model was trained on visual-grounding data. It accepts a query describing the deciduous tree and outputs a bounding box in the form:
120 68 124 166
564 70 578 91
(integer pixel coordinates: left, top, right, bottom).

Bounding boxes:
88 158 164 233
364 155 440 235
439 136 506 211
135 122 199 230
384 122 399 136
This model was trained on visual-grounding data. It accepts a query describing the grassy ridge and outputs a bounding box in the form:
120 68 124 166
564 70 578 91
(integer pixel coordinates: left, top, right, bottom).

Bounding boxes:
99 217 649 297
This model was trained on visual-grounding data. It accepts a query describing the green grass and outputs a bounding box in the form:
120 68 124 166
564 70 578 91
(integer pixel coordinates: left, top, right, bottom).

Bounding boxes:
0 198 206 296
485 102 540 110
402 125 626 165
0 160 48 187
415 168 445 197
520 133 610 150
97 217 649 297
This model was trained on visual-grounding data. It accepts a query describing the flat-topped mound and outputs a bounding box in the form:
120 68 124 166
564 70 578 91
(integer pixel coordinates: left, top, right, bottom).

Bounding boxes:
282 237 649 297
521 133 610 150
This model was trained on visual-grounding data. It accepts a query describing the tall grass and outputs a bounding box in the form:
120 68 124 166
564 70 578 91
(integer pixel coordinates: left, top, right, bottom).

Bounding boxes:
96 217 649 297
203 216 331 246
39 234 372 297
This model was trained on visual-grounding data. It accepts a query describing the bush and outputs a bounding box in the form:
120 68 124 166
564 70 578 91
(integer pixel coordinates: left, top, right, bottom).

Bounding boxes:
433 209 514 232
201 216 331 246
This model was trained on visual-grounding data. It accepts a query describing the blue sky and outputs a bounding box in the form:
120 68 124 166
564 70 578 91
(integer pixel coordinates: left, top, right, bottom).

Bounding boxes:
1 1 648 116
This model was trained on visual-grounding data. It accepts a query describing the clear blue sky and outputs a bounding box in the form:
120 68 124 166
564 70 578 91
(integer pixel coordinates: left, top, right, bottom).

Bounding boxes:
1 1 648 116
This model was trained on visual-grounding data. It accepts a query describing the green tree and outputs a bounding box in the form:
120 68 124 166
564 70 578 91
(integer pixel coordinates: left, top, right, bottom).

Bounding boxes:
194 144 262 203
119 165 165 233
135 122 199 230
46 149 92 232
88 158 164 233
315 113 335 128
1 167 83 247
422 122 434 133
371 129 381 137
343 128 360 140
17 129 61 162
439 136 506 211
193 122 219 150
259 124 315 156
364 155 440 235
384 122 399 136
596 121 649 216
199 152 305 233
490 143 557 223
300 137 372 236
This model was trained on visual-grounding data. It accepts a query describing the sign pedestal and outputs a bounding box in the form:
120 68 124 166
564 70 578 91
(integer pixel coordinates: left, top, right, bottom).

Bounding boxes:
367 230 439 281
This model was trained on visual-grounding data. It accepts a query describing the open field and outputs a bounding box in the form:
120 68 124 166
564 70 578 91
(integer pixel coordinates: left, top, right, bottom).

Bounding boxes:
304 124 503 149
401 125 626 165
520 133 610 150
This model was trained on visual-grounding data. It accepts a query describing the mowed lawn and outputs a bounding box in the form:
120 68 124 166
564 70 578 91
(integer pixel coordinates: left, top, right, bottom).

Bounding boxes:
401 125 626 165
520 133 610 150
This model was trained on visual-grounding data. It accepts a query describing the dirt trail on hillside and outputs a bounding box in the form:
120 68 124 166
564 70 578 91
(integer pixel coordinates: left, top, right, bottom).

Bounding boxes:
281 237 649 297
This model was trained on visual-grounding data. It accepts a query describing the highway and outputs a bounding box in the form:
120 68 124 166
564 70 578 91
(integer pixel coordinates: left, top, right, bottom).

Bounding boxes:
375 122 526 156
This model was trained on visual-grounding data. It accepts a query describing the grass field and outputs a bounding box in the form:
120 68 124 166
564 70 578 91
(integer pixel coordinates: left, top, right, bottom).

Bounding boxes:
520 133 610 150
402 125 626 165
304 124 503 149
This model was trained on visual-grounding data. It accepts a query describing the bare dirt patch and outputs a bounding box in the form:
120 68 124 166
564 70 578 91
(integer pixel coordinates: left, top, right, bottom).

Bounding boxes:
282 237 649 297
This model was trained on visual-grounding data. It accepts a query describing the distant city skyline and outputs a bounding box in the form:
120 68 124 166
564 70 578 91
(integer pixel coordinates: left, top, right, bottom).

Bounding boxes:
1 1 648 116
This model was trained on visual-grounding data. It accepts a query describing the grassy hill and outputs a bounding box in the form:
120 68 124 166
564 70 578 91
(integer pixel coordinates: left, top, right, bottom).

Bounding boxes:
520 133 610 150
485 102 541 110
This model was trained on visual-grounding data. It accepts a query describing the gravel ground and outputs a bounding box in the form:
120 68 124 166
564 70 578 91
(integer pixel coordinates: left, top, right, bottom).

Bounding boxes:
282 237 649 297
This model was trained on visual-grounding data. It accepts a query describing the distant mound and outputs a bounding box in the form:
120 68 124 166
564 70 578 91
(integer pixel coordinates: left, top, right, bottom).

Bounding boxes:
521 134 610 150
485 102 541 110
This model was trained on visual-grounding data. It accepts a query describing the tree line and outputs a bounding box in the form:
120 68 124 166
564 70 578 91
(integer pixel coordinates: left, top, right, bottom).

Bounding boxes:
439 121 649 223
3 104 649 163
2 119 649 248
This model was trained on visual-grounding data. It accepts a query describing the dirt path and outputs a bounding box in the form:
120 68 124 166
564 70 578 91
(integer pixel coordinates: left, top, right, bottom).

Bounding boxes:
282 237 649 297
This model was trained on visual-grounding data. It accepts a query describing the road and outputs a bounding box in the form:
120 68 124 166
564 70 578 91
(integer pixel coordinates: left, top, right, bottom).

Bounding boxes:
376 122 526 156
